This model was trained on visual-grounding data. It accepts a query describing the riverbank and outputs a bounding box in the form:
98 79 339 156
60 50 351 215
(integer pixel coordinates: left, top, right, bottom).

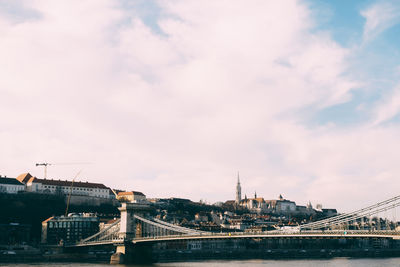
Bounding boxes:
0 250 111 263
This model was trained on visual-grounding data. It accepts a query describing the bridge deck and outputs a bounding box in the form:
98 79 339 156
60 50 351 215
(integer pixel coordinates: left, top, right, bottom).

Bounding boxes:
132 232 400 243
71 231 400 247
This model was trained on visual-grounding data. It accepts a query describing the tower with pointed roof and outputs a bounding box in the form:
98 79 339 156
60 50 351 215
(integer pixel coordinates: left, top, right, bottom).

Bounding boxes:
235 172 241 205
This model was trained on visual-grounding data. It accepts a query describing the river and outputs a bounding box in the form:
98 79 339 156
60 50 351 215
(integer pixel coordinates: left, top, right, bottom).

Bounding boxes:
2 259 400 267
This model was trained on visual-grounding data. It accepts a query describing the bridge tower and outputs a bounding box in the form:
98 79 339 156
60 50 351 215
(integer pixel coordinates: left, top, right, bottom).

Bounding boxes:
118 202 152 239
112 202 153 264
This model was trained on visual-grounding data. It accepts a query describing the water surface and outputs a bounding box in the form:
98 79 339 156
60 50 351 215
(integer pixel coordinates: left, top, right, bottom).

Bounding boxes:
3 258 400 267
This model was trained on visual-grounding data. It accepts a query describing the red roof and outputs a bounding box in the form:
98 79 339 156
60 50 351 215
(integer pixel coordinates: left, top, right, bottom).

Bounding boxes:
42 216 54 224
16 173 33 184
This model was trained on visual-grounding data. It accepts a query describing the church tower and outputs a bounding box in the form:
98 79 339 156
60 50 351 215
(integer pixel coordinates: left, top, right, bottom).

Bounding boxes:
235 172 241 205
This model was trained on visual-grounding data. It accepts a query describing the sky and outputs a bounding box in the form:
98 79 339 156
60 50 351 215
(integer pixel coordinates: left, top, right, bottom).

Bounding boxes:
1 0 400 212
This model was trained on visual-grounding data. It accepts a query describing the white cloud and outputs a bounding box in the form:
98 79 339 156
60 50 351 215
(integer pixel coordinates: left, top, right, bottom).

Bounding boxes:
1 0 400 212
361 0 400 42
371 85 400 125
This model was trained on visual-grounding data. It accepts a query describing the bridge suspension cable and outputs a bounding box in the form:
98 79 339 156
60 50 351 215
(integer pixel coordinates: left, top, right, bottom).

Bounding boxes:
153 218 206 234
300 194 400 230
78 219 121 245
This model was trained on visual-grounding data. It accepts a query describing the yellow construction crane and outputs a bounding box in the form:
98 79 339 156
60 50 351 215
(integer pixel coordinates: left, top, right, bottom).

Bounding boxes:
35 162 91 216
65 170 83 216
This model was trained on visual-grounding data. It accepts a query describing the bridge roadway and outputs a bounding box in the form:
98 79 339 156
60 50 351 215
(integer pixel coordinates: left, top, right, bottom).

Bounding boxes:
71 230 400 247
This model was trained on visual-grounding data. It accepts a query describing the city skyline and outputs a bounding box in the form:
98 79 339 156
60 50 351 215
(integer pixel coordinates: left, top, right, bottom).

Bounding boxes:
1 0 400 212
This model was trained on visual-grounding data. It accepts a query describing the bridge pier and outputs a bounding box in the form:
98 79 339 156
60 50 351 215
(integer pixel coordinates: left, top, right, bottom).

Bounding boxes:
111 242 153 264
110 243 133 264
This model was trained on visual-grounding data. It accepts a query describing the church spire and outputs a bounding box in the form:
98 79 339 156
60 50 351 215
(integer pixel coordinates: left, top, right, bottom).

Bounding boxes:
235 172 242 205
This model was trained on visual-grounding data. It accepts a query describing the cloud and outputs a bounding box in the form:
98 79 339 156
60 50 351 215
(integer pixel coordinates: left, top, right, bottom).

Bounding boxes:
1 0 399 212
371 85 400 125
361 0 400 42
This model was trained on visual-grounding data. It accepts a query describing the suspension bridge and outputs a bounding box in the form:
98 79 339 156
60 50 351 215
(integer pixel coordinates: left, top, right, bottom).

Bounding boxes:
66 195 400 264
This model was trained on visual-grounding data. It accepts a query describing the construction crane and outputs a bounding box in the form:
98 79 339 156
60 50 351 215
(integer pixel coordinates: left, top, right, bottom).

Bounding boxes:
35 163 51 179
35 162 91 179
65 170 83 216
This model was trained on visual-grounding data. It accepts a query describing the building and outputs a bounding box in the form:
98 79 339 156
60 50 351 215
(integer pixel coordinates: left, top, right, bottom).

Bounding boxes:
240 194 269 213
17 173 113 199
264 195 297 214
235 172 241 205
232 175 320 216
41 213 99 244
117 191 146 203
16 173 33 184
0 176 25 194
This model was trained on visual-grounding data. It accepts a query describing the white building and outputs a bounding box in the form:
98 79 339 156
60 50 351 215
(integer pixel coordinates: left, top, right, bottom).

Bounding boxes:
240 191 269 213
0 176 25 194
264 195 297 214
17 173 113 199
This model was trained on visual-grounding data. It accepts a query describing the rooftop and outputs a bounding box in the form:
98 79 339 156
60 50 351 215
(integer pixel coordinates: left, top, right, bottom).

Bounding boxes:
16 173 33 184
118 191 145 196
28 176 109 189
0 177 24 185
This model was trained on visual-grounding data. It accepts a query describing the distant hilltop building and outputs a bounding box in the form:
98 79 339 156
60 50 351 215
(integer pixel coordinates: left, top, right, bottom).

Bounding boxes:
16 173 114 199
230 174 337 217
240 192 299 215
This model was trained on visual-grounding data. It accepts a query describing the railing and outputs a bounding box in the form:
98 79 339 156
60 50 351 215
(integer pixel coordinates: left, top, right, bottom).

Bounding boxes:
131 229 400 242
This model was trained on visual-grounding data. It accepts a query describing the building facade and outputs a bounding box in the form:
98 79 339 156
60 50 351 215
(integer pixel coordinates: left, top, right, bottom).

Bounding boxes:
0 176 25 194
241 195 269 213
41 213 99 244
17 173 113 199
